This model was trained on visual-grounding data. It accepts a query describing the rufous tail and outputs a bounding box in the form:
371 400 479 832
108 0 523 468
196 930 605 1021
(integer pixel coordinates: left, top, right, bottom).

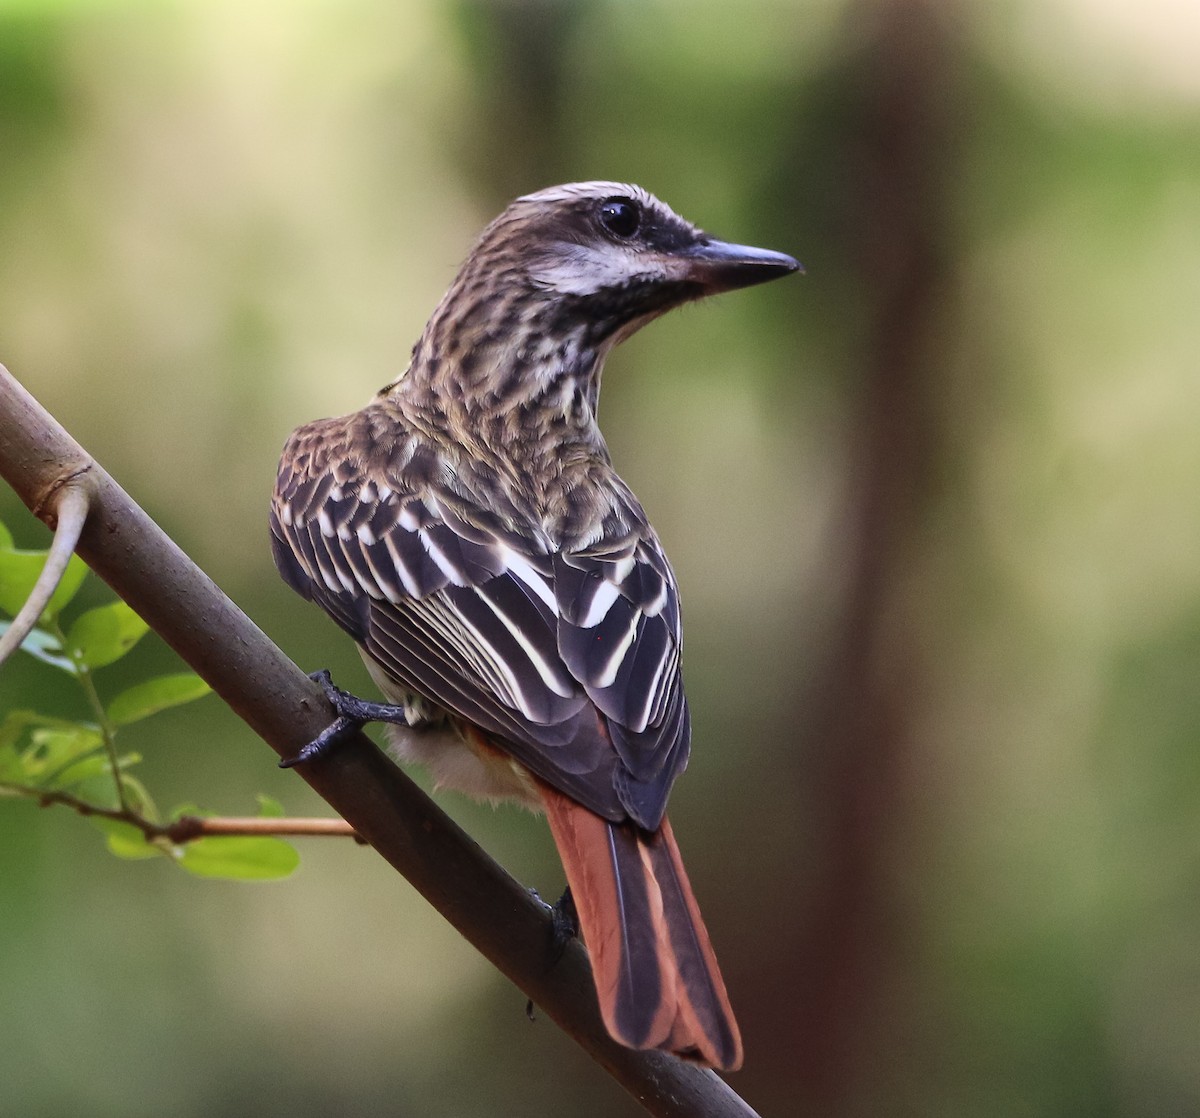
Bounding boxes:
538 783 743 1071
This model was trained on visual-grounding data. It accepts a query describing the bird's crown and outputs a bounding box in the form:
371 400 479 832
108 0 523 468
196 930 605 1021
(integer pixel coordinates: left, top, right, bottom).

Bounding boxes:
457 181 702 302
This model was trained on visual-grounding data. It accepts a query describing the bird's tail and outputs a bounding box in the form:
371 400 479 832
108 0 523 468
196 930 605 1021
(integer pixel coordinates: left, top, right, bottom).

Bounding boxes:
538 783 743 1071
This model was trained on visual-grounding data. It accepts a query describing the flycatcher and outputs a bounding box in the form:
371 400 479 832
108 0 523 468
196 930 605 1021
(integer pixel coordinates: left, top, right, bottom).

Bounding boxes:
270 182 799 1070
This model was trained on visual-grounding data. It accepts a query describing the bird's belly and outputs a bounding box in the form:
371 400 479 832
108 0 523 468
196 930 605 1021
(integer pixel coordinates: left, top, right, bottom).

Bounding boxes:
359 647 542 810
382 722 541 810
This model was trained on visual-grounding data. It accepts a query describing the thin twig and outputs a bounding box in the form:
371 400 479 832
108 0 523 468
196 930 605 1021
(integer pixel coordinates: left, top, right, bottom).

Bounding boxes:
165 815 361 842
5 783 359 844
46 614 134 814
0 364 759 1118
0 482 90 668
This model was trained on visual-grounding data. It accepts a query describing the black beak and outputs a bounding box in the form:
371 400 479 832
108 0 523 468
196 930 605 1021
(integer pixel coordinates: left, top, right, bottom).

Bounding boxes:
680 237 803 293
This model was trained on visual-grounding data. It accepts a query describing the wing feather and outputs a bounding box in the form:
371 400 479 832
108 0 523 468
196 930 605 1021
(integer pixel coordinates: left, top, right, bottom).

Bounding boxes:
271 420 690 829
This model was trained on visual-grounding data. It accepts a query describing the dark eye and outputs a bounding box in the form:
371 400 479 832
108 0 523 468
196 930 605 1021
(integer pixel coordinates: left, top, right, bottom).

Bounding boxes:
598 197 641 238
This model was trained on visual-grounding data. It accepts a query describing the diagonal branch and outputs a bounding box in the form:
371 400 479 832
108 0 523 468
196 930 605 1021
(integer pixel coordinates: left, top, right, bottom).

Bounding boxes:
0 363 759 1118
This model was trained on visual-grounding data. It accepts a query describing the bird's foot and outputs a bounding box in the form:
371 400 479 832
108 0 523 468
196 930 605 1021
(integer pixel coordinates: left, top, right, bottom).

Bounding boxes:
552 886 580 946
308 668 419 724
540 886 579 961
279 669 417 769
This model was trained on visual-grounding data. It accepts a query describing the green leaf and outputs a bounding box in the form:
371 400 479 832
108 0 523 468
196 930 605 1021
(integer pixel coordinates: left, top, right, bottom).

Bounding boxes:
64 753 143 807
176 836 300 881
0 623 78 672
255 793 285 818
0 712 44 782
0 709 67 750
20 725 105 787
40 746 111 790
65 601 149 669
0 758 24 788
106 672 211 725
115 772 157 820
0 712 85 782
0 547 88 619
0 520 12 548
91 817 160 860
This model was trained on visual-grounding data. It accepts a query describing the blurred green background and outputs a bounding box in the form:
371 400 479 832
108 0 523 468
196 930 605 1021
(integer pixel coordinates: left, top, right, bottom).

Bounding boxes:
3 0 1200 1114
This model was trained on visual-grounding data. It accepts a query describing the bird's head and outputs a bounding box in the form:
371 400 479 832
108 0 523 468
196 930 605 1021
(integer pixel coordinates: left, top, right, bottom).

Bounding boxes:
464 181 800 342
396 182 799 418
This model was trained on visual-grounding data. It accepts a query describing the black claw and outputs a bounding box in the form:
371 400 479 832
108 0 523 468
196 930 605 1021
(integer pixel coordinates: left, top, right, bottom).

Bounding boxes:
281 669 414 768
528 887 577 967
310 669 415 725
549 886 579 961
279 713 360 768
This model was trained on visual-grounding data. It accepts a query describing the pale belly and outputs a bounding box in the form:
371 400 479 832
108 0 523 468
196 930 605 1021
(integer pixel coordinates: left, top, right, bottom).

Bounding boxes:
359 647 543 811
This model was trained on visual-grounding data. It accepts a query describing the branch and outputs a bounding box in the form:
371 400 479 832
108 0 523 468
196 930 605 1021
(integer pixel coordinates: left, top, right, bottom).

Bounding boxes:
0 364 759 1118
165 815 361 841
5 784 361 844
0 480 89 667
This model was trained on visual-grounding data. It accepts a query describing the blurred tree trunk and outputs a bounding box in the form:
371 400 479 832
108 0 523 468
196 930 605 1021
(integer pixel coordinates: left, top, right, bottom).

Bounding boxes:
450 0 593 205
771 1 961 1109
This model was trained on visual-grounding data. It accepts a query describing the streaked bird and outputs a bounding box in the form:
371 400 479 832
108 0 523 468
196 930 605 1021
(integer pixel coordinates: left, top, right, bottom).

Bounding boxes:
270 181 799 1070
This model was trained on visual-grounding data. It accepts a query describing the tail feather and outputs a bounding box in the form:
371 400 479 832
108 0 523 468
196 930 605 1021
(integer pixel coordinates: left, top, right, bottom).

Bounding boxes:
538 783 743 1071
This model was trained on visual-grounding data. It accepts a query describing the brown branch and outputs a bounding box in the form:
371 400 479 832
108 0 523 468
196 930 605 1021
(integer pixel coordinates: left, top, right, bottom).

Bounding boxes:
165 815 361 842
0 363 759 1118
12 785 156 832
5 784 361 844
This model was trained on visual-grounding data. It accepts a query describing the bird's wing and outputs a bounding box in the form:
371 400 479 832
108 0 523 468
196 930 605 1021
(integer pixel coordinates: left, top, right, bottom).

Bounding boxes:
271 423 689 828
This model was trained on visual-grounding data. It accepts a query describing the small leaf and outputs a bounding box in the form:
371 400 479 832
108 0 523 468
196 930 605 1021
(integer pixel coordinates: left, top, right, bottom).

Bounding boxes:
0 623 78 673
0 549 46 617
21 726 105 787
0 709 65 750
0 547 88 619
65 601 149 669
62 750 142 805
0 711 50 782
106 672 211 725
177 836 300 881
0 712 93 779
255 794 285 818
41 747 111 790
91 817 160 860
115 772 157 821
0 752 25 785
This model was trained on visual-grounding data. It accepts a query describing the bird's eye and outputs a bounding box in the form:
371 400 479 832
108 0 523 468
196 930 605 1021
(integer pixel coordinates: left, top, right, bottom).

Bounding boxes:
598 197 641 239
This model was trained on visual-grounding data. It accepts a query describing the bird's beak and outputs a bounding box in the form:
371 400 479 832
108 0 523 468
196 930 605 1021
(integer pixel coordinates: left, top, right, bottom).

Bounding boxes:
676 237 803 293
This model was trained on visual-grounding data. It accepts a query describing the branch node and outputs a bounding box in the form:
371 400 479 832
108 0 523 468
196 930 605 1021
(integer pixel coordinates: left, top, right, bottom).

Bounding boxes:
32 462 96 524
0 481 93 669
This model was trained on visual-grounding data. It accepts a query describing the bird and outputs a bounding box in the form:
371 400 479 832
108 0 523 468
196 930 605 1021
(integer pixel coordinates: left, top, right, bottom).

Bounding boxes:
269 181 799 1071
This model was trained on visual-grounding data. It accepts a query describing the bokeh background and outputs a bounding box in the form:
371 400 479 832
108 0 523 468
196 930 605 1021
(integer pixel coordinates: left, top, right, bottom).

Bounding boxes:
2 0 1200 1114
